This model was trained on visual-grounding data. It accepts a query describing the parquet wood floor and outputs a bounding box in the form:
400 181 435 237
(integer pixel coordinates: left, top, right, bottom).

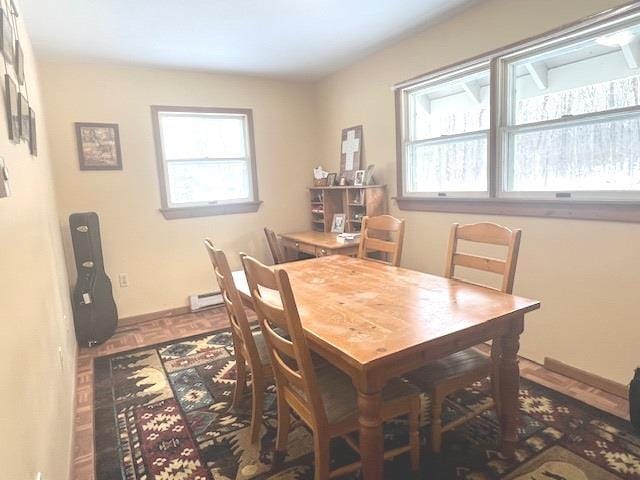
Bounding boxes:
71 307 629 480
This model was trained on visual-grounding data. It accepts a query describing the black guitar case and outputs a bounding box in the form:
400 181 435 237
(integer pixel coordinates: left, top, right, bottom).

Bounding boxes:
69 212 118 347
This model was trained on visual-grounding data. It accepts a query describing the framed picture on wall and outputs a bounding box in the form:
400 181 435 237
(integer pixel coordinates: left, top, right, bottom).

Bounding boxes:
75 122 123 170
18 92 28 142
14 40 24 85
4 74 18 142
28 107 37 156
0 8 14 65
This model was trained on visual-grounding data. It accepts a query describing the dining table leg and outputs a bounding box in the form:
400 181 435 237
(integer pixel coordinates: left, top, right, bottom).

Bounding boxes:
357 389 384 480
498 316 524 457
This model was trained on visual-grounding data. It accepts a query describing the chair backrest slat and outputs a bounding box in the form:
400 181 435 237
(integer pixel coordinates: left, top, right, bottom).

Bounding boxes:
264 227 286 265
358 214 405 267
204 239 263 371
241 254 328 428
444 222 522 294
452 252 506 276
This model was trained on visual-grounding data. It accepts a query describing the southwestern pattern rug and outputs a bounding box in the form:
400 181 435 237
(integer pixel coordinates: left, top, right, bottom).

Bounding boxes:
94 328 640 479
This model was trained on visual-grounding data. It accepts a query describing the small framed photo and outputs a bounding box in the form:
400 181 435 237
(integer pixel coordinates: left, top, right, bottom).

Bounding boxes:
18 92 28 142
353 169 365 186
331 213 346 234
326 172 337 186
0 9 14 65
4 74 18 142
14 39 23 85
28 107 37 156
75 122 122 170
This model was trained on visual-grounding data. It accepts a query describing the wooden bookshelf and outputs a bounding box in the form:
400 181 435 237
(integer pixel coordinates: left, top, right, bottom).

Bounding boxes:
308 185 387 233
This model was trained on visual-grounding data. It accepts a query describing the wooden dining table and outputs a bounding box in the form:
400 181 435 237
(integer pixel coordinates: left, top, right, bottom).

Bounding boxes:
233 255 540 480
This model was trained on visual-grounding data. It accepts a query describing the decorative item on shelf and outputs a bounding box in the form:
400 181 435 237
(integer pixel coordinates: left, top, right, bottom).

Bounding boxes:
339 125 363 181
353 190 363 204
75 122 123 170
331 213 346 234
326 172 337 187
313 165 329 186
28 107 36 156
353 211 364 221
4 74 18 142
338 175 347 186
353 169 365 186
18 92 28 141
14 39 23 85
364 164 375 185
0 8 14 65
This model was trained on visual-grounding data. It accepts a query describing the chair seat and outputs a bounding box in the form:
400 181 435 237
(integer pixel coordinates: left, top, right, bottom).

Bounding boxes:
312 365 419 425
410 348 492 389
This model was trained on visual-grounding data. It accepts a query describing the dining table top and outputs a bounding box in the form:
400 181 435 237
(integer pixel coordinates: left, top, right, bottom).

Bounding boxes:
232 254 540 370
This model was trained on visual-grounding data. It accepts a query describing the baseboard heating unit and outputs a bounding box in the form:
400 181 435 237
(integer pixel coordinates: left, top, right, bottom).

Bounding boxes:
189 291 224 312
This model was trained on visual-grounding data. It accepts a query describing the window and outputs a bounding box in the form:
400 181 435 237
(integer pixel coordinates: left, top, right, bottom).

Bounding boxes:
395 3 640 222
403 65 490 196
502 21 640 199
152 106 260 219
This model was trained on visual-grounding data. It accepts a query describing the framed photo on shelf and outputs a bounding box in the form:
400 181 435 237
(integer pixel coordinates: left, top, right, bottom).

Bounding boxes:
331 213 346 234
4 74 18 142
326 172 337 186
18 93 28 142
75 122 123 170
353 169 365 186
0 8 14 65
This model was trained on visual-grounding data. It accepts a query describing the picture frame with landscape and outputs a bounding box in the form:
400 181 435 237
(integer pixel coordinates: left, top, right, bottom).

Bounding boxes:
75 122 123 170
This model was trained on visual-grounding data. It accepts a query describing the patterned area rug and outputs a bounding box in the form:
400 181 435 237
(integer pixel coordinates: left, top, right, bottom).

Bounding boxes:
94 328 639 479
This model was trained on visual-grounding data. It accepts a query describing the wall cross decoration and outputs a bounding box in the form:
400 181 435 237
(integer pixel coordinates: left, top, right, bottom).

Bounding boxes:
339 125 363 178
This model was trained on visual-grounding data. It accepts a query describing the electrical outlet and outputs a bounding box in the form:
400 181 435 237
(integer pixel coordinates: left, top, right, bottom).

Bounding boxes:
118 273 129 288
58 347 64 370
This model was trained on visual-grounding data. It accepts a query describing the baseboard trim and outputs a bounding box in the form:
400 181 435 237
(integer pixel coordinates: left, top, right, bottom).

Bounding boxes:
119 306 191 328
544 357 629 399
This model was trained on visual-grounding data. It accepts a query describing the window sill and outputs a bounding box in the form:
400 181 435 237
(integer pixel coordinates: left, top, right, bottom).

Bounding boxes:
160 201 262 220
394 196 640 223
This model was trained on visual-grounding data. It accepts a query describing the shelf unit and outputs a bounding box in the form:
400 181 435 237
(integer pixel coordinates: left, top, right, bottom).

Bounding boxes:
308 185 387 233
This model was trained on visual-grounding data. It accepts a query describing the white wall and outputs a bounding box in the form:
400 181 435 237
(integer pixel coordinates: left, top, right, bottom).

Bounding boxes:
0 1 76 479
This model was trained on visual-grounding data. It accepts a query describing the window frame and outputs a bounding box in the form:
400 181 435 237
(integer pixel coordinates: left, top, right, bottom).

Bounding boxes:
394 1 640 222
401 62 491 198
151 105 261 220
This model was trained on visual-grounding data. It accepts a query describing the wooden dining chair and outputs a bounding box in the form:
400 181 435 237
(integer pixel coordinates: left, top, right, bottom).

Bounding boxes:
241 254 421 479
203 239 273 443
406 222 522 453
357 214 405 267
264 227 286 265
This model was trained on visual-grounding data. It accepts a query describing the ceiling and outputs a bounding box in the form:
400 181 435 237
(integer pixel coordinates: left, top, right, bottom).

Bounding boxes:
19 0 481 79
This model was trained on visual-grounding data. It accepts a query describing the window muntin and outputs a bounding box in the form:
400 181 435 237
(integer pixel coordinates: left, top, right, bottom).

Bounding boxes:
404 66 490 196
156 110 255 207
502 21 640 198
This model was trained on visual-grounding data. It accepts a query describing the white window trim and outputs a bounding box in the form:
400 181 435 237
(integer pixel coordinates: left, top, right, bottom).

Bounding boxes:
401 63 491 198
